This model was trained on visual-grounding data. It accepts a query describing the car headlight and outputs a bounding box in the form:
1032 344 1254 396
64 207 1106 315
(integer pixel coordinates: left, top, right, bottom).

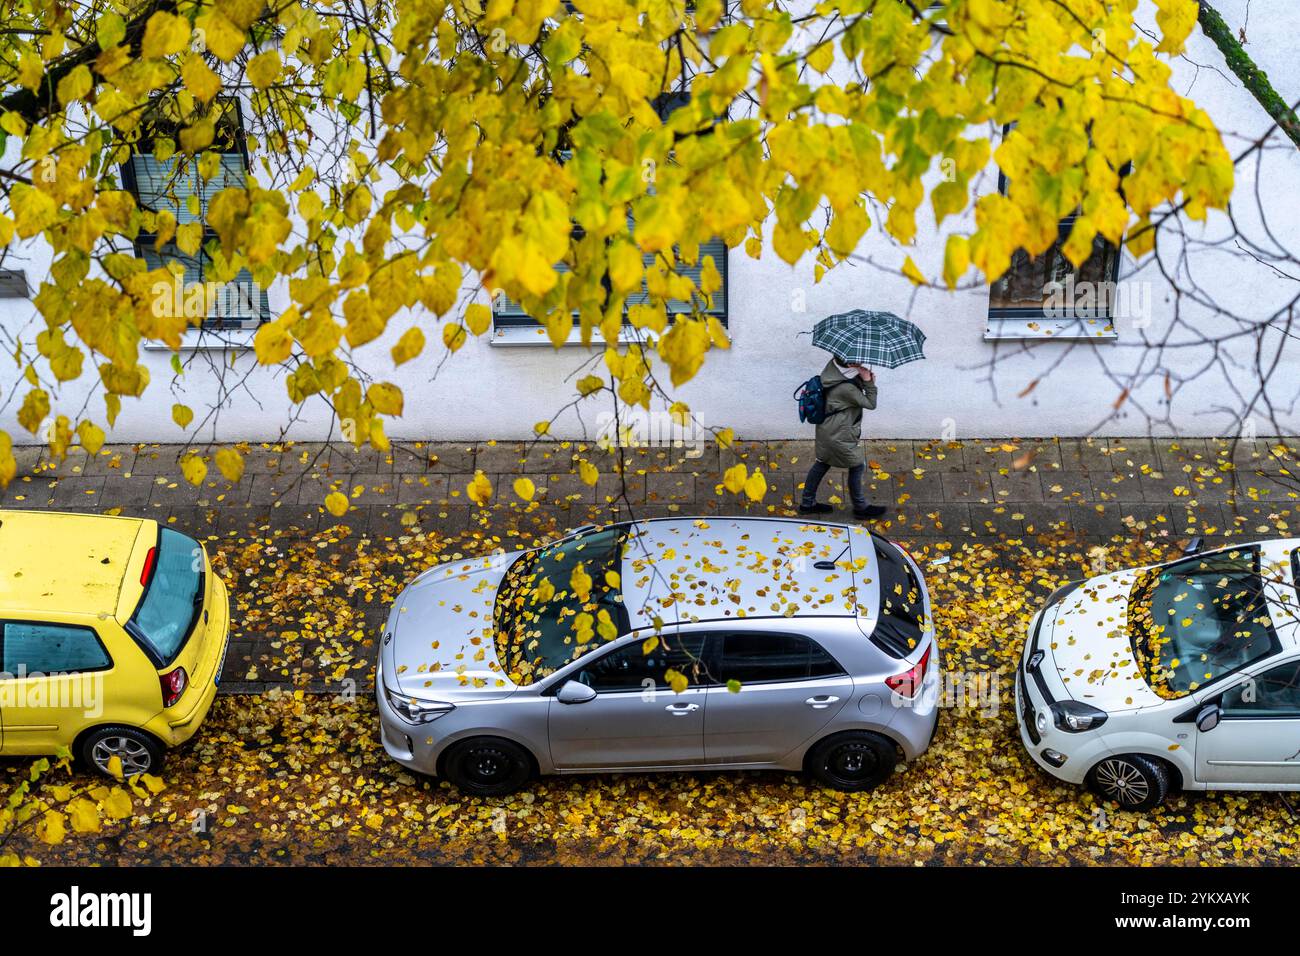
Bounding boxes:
1049 700 1108 733
384 686 455 724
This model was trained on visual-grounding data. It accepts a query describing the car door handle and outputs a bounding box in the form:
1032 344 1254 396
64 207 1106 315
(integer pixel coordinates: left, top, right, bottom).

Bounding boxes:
665 703 699 716
805 695 840 709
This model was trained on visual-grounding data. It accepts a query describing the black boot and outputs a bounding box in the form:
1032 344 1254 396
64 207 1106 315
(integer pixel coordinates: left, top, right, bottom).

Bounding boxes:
853 503 887 519
798 502 833 515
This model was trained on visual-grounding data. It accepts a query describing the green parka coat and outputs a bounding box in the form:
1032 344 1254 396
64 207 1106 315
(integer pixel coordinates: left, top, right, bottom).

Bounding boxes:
813 359 877 468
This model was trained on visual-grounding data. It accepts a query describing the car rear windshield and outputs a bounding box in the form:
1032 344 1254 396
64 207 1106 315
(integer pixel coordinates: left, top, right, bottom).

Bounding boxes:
129 528 205 665
869 538 925 658
493 527 630 685
1128 546 1279 698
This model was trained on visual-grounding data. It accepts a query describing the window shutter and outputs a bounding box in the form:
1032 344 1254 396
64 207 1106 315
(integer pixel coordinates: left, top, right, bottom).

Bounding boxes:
128 150 268 329
129 153 246 224
494 239 727 325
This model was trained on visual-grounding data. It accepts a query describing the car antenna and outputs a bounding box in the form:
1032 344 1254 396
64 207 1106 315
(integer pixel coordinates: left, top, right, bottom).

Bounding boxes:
814 543 851 571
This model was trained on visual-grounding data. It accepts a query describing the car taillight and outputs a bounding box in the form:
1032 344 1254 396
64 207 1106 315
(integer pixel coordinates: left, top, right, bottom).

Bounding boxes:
160 667 189 707
885 646 931 698
140 546 158 586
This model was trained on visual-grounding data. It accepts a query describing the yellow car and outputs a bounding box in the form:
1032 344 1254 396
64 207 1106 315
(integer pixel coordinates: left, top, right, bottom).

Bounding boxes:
0 510 229 777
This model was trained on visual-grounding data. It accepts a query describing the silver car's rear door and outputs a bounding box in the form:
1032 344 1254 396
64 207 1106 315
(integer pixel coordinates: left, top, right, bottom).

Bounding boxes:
703 628 853 764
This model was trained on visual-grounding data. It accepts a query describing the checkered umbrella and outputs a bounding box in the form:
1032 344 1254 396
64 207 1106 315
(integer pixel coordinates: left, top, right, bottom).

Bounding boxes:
810 309 926 369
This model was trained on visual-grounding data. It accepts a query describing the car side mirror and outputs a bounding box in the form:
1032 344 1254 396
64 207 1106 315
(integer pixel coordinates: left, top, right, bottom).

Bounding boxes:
1195 702 1221 733
556 679 597 705
1182 536 1204 556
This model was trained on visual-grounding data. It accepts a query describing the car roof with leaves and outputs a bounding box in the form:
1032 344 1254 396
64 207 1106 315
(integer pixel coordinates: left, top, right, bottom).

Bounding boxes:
618 517 875 628
0 510 148 617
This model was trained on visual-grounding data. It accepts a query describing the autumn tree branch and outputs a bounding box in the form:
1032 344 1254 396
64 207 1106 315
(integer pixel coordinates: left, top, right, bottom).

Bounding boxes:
0 0 176 124
1198 1 1300 150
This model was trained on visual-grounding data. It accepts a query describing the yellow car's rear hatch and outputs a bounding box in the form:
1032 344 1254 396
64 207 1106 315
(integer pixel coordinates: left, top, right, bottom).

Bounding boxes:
118 525 222 704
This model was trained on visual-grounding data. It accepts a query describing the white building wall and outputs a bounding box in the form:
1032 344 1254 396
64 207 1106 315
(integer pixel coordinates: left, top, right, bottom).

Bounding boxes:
1 0 1297 446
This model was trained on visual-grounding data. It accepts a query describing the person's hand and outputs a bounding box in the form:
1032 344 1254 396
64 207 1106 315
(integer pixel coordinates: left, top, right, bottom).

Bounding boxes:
860 367 875 383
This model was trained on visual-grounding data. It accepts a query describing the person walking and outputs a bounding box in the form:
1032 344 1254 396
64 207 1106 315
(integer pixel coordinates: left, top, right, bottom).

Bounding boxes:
799 356 887 519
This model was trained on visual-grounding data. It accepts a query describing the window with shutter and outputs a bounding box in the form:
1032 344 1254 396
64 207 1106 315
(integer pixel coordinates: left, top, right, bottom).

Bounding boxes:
494 89 727 336
122 103 270 331
492 235 728 329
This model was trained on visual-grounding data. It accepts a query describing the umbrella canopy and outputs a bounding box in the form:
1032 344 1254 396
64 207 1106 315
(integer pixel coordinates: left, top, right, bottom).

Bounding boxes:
810 309 926 369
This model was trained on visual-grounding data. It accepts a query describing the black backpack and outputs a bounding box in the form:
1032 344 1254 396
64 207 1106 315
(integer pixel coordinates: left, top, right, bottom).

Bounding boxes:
794 376 848 425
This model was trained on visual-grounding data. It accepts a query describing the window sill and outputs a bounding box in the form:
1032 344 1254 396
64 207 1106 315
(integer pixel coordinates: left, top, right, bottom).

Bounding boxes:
984 316 1118 342
141 327 260 351
490 322 661 347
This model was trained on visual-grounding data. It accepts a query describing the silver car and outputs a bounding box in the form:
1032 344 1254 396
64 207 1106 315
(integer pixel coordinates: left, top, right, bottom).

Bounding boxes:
375 517 940 796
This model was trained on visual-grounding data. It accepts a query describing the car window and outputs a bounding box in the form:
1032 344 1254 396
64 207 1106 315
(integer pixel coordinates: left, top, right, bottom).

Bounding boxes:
717 632 846 685
574 634 709 693
1 622 112 676
130 527 205 665
1127 546 1279 698
494 526 630 685
1221 659 1300 718
869 538 925 657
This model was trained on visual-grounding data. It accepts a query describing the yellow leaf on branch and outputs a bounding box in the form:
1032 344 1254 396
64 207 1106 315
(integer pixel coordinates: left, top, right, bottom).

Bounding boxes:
465 303 492 336
367 383 404 416
391 327 426 366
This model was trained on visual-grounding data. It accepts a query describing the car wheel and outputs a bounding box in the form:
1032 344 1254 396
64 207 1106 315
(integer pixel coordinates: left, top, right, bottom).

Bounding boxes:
806 731 897 792
442 737 533 797
1088 754 1170 810
80 726 164 779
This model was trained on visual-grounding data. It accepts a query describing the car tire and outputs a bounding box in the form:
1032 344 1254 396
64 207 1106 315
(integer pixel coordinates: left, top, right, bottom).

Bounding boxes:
806 731 898 792
442 737 533 797
79 726 165 779
1087 754 1170 810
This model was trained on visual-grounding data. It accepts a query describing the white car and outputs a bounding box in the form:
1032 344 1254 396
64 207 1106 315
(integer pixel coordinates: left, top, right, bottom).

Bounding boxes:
1016 538 1300 809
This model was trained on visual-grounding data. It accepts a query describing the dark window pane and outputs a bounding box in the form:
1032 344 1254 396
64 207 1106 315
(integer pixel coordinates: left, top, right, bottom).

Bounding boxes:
988 227 1119 316
988 134 1121 327
128 153 246 223
575 633 708 693
2 623 111 674
1222 660 1300 718
719 632 844 684
126 146 269 329
870 539 924 657
139 242 270 328
653 91 692 120
495 239 727 324
807 639 844 678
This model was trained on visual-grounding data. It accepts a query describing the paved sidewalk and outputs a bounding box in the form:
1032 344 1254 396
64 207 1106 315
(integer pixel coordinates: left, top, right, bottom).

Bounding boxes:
10 435 1295 539
5 436 1296 692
